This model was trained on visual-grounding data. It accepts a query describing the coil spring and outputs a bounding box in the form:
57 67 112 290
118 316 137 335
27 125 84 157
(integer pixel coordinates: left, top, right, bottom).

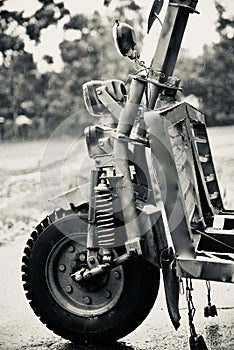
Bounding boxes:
95 189 115 247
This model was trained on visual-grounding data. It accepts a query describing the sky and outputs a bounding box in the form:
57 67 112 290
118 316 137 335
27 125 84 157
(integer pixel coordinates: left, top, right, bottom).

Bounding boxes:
5 0 233 72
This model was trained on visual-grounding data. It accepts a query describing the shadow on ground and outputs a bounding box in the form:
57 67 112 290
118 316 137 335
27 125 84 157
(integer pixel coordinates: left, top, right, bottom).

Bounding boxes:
57 341 136 350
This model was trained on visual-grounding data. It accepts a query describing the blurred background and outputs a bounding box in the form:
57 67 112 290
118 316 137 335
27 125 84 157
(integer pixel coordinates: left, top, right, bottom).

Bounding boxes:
0 0 233 141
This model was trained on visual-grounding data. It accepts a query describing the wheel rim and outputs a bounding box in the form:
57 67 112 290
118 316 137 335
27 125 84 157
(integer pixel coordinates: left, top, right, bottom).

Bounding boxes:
46 233 124 317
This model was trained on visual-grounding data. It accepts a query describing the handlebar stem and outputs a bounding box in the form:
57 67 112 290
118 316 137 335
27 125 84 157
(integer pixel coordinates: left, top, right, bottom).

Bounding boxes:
148 0 198 109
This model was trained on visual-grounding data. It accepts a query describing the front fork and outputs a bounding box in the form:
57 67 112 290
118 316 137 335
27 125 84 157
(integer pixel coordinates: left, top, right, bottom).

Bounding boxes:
75 78 147 280
110 77 146 255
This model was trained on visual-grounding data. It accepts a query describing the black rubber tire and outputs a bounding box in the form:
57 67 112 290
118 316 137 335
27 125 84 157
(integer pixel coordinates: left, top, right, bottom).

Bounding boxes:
22 209 160 345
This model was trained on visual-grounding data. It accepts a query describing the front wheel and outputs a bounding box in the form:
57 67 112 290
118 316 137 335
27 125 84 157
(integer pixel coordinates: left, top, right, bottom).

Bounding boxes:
22 210 160 345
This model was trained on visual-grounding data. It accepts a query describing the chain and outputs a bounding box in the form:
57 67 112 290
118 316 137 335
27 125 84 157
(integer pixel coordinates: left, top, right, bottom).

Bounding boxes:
179 277 185 295
186 278 197 337
134 58 149 72
206 280 211 305
124 59 149 86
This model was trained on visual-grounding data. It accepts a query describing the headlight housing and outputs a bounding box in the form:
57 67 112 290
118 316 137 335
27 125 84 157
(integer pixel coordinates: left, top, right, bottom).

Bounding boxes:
83 79 126 117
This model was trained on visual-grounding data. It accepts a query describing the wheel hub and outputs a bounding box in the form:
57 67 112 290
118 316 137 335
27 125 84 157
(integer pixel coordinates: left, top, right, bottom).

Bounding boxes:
46 233 124 317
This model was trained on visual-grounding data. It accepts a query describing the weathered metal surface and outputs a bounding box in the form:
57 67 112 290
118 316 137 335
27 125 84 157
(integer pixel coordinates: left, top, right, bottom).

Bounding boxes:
145 103 234 283
160 102 224 220
198 213 234 254
177 253 234 282
167 121 198 222
198 227 234 253
145 110 195 257
213 214 234 229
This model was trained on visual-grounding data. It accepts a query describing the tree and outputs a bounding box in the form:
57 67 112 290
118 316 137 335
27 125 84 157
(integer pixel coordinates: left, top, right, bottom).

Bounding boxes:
0 1 145 134
0 0 69 62
0 51 38 119
176 1 234 125
0 0 70 124
57 2 144 119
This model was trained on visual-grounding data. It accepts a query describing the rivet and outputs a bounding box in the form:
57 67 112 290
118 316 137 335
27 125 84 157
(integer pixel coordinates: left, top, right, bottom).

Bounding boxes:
66 285 73 294
59 264 66 272
89 258 96 265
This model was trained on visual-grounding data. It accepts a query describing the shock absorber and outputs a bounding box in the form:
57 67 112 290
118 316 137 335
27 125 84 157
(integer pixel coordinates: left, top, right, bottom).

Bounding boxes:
95 173 116 247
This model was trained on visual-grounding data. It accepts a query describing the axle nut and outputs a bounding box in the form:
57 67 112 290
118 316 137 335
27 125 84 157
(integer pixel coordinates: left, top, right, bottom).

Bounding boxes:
89 258 96 265
114 271 121 279
59 264 66 272
79 253 86 262
83 296 92 305
105 290 112 299
68 245 75 253
65 285 73 294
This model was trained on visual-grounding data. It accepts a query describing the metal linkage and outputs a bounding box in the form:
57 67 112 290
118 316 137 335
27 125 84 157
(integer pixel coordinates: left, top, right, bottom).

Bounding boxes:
186 278 197 339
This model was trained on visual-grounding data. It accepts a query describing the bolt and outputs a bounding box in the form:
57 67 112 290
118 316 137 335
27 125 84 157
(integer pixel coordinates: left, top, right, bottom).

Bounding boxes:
68 245 75 253
84 273 92 279
79 253 86 262
66 285 73 294
89 258 96 265
97 89 102 95
59 264 66 272
113 271 121 279
105 290 112 299
99 141 104 146
83 296 92 305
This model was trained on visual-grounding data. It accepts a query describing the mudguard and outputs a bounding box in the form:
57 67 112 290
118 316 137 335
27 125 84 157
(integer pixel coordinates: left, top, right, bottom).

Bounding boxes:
145 110 181 330
48 183 89 209
161 248 181 330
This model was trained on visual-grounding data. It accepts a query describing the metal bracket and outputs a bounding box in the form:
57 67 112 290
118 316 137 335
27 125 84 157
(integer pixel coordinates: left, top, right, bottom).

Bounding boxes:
87 249 100 268
131 73 182 91
169 1 199 14
125 237 143 256
96 86 123 120
113 131 148 146
98 137 113 154
176 252 234 282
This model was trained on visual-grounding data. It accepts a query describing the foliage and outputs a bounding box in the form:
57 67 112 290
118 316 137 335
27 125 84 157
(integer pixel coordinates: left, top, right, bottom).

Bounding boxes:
0 0 144 136
0 0 69 60
0 0 233 139
176 1 234 126
55 2 144 127
0 51 37 119
0 0 70 127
